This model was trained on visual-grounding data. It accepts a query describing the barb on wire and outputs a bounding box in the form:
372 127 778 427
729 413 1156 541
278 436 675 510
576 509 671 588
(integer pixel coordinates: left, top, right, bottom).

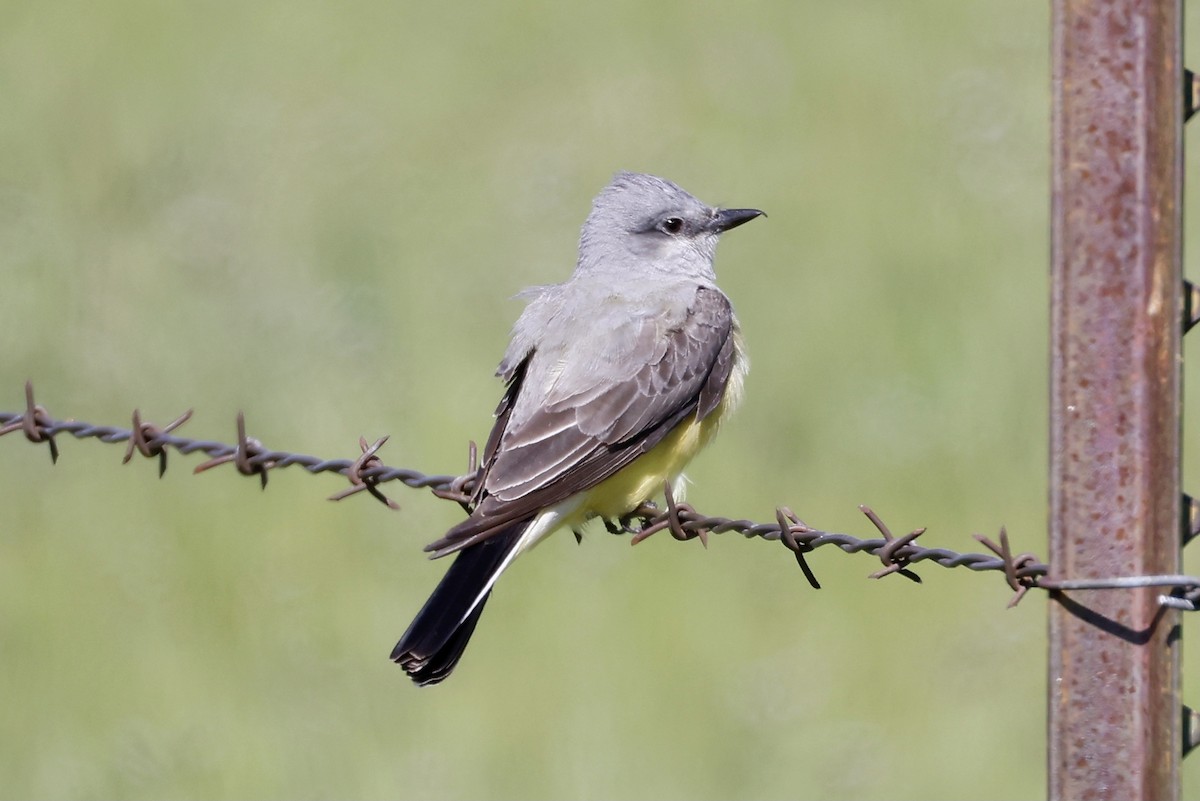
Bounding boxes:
328 436 400 510
776 506 821 589
429 440 479 512
193 412 276 489
0 382 59 463
123 407 193 477
975 528 1040 608
861 504 925 583
6 381 1200 609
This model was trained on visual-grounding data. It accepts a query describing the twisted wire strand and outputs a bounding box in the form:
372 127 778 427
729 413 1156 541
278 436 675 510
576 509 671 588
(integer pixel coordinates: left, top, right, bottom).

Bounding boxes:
0 410 458 490
6 383 1197 608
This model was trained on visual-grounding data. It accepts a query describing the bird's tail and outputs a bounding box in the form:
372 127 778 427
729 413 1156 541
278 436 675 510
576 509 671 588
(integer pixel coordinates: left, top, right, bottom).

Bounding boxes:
391 522 527 686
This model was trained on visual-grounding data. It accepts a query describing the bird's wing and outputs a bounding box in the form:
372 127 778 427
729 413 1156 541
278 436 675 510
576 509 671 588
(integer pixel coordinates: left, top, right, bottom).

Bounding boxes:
426 285 736 557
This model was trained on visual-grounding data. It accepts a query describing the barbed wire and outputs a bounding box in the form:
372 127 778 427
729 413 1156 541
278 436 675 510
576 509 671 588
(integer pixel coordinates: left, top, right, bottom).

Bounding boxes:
5 381 1199 609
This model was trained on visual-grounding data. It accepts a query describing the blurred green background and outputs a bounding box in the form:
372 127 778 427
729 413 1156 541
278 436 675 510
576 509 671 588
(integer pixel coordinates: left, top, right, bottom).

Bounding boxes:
3 0 1200 798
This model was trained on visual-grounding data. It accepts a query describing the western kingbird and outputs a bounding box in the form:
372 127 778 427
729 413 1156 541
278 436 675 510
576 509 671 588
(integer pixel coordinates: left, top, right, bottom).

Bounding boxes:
392 172 763 685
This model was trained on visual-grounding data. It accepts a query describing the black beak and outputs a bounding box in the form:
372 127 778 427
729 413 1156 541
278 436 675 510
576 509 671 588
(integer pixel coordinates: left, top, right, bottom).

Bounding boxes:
710 207 766 233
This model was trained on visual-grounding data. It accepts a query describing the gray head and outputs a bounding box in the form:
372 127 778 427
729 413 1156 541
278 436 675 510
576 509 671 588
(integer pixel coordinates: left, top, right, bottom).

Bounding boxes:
576 172 763 279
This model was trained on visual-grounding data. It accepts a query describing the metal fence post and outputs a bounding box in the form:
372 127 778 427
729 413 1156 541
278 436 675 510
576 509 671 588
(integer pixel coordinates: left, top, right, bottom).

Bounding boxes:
1049 0 1183 798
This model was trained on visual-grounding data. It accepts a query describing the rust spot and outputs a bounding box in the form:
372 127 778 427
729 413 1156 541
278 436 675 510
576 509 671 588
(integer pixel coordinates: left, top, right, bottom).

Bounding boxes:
1105 130 1132 152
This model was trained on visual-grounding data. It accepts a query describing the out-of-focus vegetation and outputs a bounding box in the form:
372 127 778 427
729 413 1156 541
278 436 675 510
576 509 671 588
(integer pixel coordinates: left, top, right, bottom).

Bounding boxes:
4 1 1200 798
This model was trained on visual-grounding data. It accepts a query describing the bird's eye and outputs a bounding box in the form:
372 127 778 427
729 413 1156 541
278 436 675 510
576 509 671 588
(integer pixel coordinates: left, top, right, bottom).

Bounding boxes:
660 217 684 235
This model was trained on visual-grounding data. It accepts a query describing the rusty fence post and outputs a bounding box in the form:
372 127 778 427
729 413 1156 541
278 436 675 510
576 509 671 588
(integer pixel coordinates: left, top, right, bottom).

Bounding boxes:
1049 0 1183 798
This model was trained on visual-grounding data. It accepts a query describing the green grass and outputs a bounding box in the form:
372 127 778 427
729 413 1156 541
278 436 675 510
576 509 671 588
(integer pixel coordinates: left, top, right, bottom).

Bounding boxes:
3 0 1199 798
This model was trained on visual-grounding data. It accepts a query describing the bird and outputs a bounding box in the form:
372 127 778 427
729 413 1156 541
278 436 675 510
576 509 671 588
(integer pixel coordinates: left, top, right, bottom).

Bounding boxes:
391 171 763 685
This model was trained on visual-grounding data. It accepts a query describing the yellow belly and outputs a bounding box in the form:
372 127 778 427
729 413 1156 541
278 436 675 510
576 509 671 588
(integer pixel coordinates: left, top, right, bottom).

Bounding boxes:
569 332 746 525
579 413 713 520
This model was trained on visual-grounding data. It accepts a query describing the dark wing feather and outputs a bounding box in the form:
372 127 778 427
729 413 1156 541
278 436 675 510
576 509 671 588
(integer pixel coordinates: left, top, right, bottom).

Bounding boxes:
426 286 736 557
471 356 528 506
